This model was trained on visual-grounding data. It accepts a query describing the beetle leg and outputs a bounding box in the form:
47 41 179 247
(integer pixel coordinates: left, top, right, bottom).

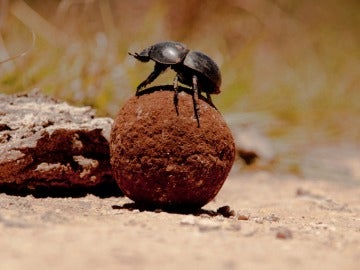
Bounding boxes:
136 62 168 95
192 75 200 128
206 93 216 108
173 74 179 115
206 92 212 104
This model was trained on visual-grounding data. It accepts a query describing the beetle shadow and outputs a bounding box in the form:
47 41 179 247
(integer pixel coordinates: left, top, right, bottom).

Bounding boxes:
135 84 218 110
111 202 234 218
111 202 218 216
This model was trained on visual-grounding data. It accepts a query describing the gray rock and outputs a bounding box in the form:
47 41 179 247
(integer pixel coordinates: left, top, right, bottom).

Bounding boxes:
233 124 274 166
0 89 119 196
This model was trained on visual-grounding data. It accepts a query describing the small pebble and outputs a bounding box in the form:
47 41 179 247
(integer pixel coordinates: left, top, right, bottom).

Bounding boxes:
237 214 249 221
253 217 264 224
275 227 293 239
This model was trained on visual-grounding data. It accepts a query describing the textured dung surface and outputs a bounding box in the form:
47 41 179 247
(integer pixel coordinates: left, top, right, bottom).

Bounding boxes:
0 90 119 196
110 89 235 208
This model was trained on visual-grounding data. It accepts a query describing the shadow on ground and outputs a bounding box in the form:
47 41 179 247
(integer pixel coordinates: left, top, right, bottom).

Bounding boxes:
112 202 235 218
0 180 123 198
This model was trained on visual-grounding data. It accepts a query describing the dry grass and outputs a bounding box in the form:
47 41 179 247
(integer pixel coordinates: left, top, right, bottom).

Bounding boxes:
0 0 359 145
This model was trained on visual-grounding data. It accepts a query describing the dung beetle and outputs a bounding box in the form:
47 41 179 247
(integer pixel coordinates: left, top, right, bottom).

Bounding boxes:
129 41 222 127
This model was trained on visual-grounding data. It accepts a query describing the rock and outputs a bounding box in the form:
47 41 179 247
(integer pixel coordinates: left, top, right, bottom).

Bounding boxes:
233 124 274 166
110 88 235 209
0 89 120 196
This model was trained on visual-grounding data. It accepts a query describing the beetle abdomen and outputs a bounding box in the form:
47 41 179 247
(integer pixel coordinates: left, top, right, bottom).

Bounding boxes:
183 51 221 94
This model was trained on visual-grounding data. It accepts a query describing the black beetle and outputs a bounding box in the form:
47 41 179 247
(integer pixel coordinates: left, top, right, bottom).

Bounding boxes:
129 41 221 127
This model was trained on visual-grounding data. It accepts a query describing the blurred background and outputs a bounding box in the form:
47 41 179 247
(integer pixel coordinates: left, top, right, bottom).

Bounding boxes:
0 0 359 180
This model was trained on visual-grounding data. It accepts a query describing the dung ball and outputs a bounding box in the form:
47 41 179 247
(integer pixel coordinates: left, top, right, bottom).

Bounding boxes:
110 89 235 209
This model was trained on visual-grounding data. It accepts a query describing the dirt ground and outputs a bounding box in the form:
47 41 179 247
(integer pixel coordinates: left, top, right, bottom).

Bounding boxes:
0 169 359 270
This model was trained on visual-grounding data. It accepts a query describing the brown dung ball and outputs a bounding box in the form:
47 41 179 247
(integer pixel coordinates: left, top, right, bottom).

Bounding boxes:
110 89 235 209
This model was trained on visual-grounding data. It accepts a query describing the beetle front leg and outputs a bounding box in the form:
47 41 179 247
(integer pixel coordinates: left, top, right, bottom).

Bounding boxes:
136 62 168 95
192 75 201 128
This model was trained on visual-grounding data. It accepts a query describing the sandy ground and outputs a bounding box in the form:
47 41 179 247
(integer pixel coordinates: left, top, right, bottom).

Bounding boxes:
1 169 359 270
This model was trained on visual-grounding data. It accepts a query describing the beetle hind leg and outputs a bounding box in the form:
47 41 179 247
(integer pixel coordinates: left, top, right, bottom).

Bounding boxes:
206 93 216 108
192 75 201 128
173 74 179 115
